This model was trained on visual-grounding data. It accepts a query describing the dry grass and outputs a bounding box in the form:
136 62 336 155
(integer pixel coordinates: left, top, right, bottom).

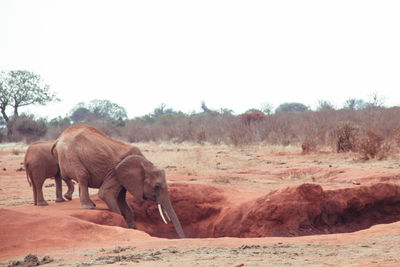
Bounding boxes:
284 170 314 181
136 142 301 178
0 143 27 153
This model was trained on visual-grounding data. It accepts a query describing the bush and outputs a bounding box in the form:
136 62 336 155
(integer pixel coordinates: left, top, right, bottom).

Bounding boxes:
196 127 206 145
357 129 385 160
239 112 265 126
335 121 359 152
41 103 400 151
7 114 47 143
301 138 317 153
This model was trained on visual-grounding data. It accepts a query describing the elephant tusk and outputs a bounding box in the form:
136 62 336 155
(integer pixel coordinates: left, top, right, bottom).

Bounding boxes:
163 207 171 222
158 203 168 224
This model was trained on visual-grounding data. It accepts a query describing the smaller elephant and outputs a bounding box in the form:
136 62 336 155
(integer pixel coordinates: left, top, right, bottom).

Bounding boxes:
24 140 75 206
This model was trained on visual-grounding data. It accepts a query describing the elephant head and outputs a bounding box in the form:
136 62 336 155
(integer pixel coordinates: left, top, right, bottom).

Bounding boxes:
115 155 185 238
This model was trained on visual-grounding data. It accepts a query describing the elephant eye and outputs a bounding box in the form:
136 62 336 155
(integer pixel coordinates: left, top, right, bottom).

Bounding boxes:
154 184 161 190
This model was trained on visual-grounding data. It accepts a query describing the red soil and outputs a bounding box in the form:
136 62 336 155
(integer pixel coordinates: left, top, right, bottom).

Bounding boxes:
1 147 400 265
2 182 400 260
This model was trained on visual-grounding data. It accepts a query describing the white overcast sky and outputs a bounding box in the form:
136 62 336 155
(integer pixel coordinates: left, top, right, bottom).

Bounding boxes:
1 0 400 119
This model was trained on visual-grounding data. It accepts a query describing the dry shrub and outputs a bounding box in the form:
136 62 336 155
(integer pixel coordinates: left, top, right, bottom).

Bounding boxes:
7 115 47 143
377 141 394 160
394 130 400 148
40 105 400 150
301 138 317 153
196 127 206 145
227 124 248 146
239 112 265 126
336 121 359 152
45 125 69 140
357 129 385 160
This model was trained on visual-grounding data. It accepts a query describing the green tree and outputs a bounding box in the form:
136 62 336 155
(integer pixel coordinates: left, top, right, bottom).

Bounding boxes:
89 99 128 121
69 99 127 124
70 103 94 122
244 108 262 114
0 70 58 139
275 102 309 113
49 116 71 127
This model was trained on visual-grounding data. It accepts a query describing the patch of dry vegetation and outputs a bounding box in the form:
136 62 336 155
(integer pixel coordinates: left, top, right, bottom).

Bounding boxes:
118 107 400 160
3 105 400 162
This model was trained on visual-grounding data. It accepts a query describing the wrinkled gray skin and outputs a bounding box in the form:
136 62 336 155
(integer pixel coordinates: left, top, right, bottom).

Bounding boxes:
24 141 74 206
53 124 185 238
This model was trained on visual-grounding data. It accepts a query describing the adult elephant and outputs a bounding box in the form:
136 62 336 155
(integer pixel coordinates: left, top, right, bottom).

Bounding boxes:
24 141 75 206
53 124 185 238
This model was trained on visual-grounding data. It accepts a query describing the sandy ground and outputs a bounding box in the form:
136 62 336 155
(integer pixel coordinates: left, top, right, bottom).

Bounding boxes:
1 142 400 266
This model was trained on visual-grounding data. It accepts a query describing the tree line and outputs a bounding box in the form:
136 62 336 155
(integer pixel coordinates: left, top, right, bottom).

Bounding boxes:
1 70 399 160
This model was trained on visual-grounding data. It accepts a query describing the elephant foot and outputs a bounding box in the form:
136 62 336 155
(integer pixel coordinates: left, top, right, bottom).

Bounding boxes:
80 203 96 209
56 198 66 202
37 201 49 206
64 193 73 201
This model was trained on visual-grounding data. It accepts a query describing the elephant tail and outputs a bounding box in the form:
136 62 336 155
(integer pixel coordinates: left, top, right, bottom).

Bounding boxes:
51 140 59 161
25 164 32 187
23 153 32 187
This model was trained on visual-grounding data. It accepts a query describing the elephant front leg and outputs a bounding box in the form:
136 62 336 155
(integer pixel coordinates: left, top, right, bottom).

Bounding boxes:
55 174 65 202
117 187 136 229
98 179 122 214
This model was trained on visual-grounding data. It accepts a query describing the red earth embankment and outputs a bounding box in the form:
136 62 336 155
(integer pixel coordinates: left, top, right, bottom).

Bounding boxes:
1 182 400 260
79 182 400 239
212 183 400 237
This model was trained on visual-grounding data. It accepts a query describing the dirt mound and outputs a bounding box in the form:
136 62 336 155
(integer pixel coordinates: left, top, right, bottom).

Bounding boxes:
210 183 400 237
122 183 400 238
0 208 151 260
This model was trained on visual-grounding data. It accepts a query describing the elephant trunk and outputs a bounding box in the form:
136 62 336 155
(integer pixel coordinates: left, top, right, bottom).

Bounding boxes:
159 194 185 238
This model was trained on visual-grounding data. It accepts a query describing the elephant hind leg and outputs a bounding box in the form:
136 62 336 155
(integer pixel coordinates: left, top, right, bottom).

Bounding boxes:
55 173 65 202
35 177 48 206
31 177 38 205
63 178 74 200
117 187 136 229
78 180 96 209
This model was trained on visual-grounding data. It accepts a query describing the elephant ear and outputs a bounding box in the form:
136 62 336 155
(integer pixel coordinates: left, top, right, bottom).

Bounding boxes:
115 155 147 201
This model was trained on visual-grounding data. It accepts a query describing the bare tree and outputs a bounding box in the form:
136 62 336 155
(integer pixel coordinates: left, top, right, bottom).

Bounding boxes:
261 102 273 115
0 71 10 123
316 100 335 111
